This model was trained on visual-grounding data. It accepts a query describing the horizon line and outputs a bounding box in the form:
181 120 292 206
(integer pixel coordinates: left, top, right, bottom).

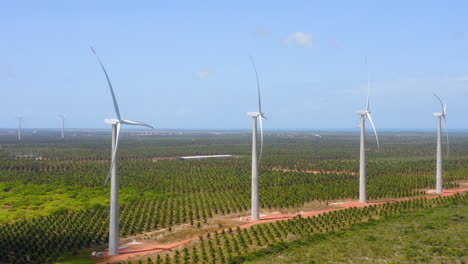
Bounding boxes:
1 127 468 132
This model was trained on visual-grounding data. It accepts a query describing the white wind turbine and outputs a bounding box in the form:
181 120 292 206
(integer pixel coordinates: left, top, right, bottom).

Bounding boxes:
91 47 153 255
247 56 266 221
17 114 23 141
58 115 65 139
356 71 379 203
433 94 449 194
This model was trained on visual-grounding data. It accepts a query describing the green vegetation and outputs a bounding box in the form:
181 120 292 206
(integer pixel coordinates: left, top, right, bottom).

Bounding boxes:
152 193 467 264
0 131 466 263
0 182 107 222
0 182 167 223
244 201 467 264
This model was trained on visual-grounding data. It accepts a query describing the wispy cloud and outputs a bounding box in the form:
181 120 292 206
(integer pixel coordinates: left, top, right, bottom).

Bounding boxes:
194 69 215 80
284 32 313 47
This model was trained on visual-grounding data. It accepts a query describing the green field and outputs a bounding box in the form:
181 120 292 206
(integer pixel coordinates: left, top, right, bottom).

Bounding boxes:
0 131 467 263
244 203 467 264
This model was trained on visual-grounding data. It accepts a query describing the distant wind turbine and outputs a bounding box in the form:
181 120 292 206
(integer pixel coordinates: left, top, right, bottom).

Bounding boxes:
356 69 379 203
247 55 267 220
433 94 449 194
58 115 65 139
17 115 23 141
91 47 153 256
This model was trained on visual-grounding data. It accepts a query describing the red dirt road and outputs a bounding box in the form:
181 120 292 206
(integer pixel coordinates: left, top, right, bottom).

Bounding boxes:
97 187 467 264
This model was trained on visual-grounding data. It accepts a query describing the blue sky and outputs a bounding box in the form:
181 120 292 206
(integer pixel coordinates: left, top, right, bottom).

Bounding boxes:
0 1 467 130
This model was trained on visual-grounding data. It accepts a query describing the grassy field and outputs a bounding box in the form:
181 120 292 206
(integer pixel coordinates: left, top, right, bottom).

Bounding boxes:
244 204 467 264
0 182 168 223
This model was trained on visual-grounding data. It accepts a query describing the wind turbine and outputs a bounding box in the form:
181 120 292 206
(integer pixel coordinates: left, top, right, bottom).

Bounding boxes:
247 55 266 221
58 115 65 139
433 94 449 194
91 47 153 255
17 115 23 141
356 70 379 204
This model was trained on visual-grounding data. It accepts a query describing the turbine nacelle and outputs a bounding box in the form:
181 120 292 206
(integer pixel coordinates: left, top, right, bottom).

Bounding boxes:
433 112 446 117
247 112 267 119
356 110 369 115
247 112 261 117
104 119 120 125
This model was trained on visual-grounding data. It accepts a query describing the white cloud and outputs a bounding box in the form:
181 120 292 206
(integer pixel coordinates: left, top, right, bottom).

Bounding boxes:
284 32 313 47
194 69 215 80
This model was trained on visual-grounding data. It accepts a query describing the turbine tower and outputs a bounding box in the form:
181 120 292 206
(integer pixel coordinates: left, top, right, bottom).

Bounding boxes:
433 94 449 194
91 47 153 255
356 71 379 203
247 56 266 221
58 115 65 139
17 115 23 141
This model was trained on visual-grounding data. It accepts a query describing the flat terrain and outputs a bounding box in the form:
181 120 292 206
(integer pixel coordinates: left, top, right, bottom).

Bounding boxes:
0 131 467 263
245 203 467 264
96 188 467 264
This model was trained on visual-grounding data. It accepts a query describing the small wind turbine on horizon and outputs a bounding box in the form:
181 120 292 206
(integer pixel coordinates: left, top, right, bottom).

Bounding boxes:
247 55 266 221
58 115 65 139
356 67 379 204
17 114 23 141
433 94 449 194
91 47 154 256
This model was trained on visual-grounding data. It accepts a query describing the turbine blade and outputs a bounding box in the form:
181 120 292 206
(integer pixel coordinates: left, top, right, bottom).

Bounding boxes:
365 57 370 111
443 116 449 159
104 123 121 186
121 119 154 129
249 55 262 114
91 47 122 120
433 93 445 113
366 113 380 151
366 74 370 112
258 116 264 163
